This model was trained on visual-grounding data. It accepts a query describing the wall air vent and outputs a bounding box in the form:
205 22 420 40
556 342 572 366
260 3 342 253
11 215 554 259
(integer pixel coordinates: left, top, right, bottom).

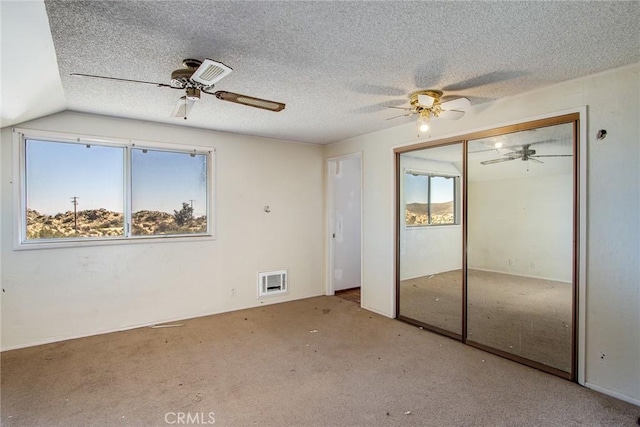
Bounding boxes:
258 270 288 298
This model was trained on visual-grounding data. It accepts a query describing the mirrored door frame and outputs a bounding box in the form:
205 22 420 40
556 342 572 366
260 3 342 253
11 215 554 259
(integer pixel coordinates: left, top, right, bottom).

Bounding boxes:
395 112 581 381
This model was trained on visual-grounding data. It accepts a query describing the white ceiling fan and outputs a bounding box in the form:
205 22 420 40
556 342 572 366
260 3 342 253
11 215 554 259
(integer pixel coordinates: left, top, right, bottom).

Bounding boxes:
480 143 572 165
71 58 286 119
387 90 471 131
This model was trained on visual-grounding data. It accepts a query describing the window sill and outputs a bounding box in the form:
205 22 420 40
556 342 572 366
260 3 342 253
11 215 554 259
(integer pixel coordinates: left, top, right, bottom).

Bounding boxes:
14 234 216 251
404 224 461 230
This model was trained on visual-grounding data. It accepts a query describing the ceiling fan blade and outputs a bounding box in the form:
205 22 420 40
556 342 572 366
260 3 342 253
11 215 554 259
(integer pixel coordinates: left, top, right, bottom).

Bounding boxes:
480 157 516 165
417 93 435 107
438 109 465 120
529 154 573 158
504 151 523 157
440 97 471 111
386 111 418 120
170 96 195 119
212 91 285 112
528 157 544 164
70 73 173 88
387 106 414 111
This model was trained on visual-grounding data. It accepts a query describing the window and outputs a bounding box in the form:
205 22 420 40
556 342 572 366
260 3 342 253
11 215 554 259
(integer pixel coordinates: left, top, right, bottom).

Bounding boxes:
131 148 208 236
15 130 213 247
405 171 458 226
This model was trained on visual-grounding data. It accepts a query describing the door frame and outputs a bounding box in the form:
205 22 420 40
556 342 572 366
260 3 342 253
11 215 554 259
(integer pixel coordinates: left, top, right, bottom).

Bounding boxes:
326 152 363 299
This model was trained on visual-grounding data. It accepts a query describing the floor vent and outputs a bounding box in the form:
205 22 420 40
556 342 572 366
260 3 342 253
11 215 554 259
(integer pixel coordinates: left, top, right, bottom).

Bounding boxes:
258 270 288 298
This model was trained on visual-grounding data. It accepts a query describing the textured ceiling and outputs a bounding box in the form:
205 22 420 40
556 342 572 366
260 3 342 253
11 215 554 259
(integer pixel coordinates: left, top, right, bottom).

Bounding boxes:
38 1 640 144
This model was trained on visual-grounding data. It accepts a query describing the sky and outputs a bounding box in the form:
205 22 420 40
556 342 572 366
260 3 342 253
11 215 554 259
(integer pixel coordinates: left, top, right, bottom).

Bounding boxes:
26 139 208 217
405 173 454 204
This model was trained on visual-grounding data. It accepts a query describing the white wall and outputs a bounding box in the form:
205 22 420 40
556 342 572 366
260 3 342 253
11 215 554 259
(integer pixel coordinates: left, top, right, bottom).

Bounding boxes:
399 156 462 280
0 112 324 350
467 173 573 282
324 63 640 403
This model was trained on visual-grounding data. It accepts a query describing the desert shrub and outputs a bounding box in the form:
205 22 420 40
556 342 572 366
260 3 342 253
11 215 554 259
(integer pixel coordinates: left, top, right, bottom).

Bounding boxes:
132 224 148 235
85 210 100 221
36 227 67 239
173 202 194 226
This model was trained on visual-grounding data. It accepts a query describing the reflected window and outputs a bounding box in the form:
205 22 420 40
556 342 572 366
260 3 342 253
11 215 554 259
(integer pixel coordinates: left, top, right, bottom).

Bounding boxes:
405 171 457 226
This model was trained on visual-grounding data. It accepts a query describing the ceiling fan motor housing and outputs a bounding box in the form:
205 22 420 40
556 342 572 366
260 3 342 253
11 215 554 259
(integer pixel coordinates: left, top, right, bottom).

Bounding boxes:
170 68 195 88
410 90 444 117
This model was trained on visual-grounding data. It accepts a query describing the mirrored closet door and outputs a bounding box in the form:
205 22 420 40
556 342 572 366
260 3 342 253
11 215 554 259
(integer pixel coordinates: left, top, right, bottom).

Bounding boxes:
397 142 464 338
466 122 575 375
396 115 578 380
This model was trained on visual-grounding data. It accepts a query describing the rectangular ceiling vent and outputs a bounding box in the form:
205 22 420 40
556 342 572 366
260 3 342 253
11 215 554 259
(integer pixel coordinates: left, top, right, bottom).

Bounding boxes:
258 270 288 298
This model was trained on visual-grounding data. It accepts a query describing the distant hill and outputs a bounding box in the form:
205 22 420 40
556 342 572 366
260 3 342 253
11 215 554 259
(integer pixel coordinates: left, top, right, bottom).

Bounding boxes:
406 201 454 225
26 208 206 239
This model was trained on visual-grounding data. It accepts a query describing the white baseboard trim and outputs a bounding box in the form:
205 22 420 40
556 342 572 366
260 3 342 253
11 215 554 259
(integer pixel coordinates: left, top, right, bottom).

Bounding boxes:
584 382 640 407
469 267 572 284
362 305 393 319
399 269 461 282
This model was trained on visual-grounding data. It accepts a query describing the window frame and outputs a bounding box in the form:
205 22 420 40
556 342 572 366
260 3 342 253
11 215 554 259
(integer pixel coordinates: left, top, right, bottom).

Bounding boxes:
12 128 216 250
404 169 460 228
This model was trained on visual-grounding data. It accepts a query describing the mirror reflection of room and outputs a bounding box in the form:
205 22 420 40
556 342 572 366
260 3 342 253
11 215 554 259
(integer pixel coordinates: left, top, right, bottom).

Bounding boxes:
466 122 574 373
398 143 463 336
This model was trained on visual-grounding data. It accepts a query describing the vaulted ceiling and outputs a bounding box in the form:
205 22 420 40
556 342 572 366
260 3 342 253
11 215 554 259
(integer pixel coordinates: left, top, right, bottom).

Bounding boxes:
2 1 639 144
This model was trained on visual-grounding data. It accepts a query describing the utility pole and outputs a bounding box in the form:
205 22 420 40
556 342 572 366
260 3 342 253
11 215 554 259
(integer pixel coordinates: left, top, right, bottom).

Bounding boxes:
71 196 79 232
189 199 195 218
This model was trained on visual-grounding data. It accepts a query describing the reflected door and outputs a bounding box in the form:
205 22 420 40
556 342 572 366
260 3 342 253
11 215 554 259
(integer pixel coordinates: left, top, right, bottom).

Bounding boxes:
466 122 575 375
398 143 463 337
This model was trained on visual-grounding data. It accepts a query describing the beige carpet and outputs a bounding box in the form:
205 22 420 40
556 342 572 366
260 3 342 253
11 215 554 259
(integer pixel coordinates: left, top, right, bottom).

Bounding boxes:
400 270 572 372
2 296 637 426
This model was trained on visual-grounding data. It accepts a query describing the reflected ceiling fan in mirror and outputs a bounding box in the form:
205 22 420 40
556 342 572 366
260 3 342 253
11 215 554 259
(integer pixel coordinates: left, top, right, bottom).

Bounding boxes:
480 143 572 165
387 90 471 131
71 58 286 119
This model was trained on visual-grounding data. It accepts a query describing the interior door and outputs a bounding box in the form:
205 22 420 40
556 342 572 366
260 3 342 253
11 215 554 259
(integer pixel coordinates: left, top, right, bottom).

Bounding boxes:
329 155 362 292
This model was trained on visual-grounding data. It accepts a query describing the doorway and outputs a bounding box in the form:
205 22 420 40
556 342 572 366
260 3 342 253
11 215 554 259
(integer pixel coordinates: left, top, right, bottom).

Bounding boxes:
327 154 362 297
395 113 581 380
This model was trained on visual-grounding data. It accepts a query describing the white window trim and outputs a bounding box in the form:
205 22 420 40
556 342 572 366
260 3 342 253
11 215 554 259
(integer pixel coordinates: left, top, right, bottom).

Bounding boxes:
12 127 216 250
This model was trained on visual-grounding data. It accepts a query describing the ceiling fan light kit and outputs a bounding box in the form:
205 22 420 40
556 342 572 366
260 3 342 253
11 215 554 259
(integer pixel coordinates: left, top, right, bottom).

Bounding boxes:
387 89 471 132
71 58 286 119
417 112 431 132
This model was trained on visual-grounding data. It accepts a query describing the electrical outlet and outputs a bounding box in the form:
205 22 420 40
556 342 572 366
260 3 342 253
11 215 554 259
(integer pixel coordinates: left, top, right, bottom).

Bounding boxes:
530 261 536 269
230 288 236 297
508 259 514 267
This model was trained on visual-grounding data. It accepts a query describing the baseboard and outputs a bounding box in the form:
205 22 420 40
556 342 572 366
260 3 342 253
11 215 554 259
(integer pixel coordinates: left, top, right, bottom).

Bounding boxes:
362 305 393 319
584 382 640 407
400 269 461 281
469 267 572 284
